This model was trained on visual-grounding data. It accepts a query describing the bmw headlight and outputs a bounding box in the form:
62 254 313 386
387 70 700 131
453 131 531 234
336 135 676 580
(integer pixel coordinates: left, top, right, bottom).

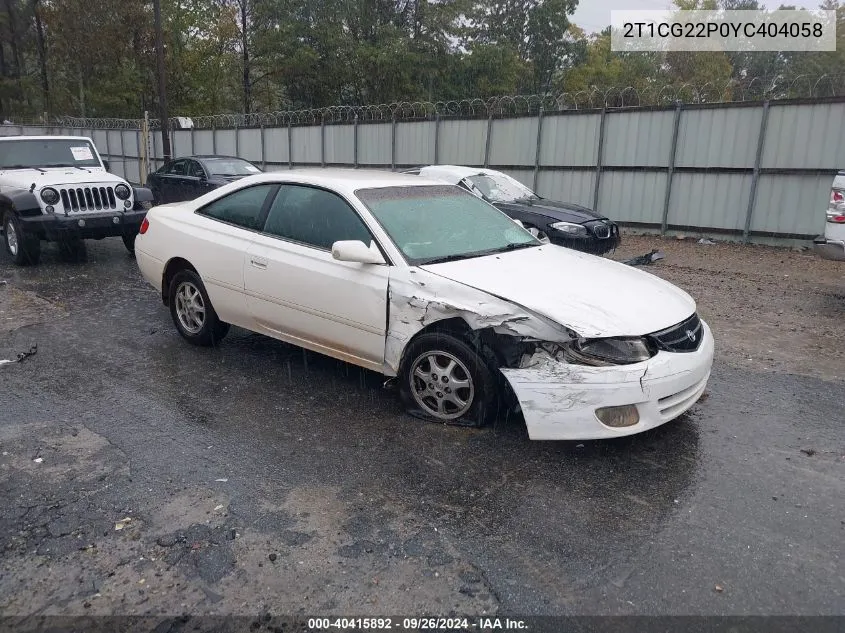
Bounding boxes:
40 187 60 205
550 221 589 236
565 337 654 366
114 184 131 200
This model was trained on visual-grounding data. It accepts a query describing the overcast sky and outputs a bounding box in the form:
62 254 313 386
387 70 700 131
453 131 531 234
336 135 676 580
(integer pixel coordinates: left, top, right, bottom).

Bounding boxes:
571 0 828 34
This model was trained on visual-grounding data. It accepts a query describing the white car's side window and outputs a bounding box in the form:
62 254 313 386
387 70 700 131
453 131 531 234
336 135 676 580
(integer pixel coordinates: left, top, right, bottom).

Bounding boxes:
262 185 374 250
196 184 276 231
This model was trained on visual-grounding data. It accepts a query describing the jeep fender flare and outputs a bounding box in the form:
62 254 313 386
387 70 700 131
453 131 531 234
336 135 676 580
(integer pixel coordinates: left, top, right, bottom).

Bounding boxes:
0 189 42 219
132 185 154 210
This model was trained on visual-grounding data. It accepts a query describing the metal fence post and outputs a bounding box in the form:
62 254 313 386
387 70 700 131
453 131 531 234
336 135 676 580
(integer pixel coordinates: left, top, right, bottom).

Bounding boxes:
743 100 771 243
433 113 440 165
260 124 266 170
287 121 293 169
483 114 493 168
592 108 607 210
136 130 143 184
234 122 240 158
533 107 544 192
353 115 359 168
661 102 683 234
212 123 217 155
321 117 326 167
152 127 158 171
105 129 112 170
391 115 397 171
190 125 195 156
119 130 126 179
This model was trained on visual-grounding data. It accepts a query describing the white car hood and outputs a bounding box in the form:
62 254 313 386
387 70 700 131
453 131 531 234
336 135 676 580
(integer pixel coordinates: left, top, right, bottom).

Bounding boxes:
0 168 125 189
420 244 696 338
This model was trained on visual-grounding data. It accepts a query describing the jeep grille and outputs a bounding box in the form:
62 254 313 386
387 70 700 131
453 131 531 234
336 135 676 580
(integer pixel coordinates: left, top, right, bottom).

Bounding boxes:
59 186 118 212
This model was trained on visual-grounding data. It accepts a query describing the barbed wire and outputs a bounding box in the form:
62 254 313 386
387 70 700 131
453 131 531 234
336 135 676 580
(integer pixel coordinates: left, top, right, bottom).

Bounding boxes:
48 73 845 130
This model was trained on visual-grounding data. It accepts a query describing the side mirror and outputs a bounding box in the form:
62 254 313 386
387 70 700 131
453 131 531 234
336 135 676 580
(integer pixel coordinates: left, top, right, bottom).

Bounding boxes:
102 160 111 172
331 240 386 265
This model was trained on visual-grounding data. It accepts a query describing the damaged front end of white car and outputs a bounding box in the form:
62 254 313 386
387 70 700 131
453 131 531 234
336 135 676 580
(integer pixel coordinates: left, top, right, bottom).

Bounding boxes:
385 264 713 441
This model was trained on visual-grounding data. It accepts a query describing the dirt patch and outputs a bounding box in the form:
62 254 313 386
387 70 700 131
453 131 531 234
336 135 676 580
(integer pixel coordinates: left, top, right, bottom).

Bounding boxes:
612 234 845 382
0 284 66 335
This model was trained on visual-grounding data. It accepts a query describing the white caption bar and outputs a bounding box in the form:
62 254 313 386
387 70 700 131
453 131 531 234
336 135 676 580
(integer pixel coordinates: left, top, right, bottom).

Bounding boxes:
611 10 836 52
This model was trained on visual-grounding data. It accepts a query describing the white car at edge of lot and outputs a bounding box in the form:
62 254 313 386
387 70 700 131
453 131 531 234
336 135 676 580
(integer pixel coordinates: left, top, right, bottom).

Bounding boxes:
813 171 845 261
134 169 714 441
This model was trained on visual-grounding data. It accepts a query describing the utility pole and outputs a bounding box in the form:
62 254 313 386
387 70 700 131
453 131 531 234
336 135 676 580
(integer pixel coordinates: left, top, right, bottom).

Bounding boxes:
153 0 171 161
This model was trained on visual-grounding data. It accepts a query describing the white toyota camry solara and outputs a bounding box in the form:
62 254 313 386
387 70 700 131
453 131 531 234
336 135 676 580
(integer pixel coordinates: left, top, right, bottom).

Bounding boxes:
135 169 714 440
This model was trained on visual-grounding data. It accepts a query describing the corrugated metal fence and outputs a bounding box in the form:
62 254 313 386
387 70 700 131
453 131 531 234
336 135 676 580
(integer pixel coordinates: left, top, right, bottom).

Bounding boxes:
3 97 844 240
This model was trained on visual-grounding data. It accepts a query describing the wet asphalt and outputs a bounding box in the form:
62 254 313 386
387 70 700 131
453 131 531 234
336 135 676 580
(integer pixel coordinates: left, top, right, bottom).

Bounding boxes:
0 238 843 617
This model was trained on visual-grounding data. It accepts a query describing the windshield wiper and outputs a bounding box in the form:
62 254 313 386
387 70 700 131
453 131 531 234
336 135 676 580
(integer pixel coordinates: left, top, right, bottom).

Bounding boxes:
417 242 537 266
73 166 91 172
1 164 42 170
417 253 475 265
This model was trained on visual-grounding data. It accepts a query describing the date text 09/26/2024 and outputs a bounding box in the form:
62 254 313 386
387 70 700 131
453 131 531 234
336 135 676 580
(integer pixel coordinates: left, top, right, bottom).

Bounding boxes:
307 617 528 630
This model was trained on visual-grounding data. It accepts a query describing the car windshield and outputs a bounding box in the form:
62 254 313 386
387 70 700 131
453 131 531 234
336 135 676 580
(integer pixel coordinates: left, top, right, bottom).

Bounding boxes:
356 185 539 265
203 158 261 177
462 172 538 203
0 138 102 169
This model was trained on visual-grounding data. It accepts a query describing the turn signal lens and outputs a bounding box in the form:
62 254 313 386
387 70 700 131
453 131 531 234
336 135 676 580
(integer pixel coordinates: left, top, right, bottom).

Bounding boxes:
139 218 149 234
595 405 640 428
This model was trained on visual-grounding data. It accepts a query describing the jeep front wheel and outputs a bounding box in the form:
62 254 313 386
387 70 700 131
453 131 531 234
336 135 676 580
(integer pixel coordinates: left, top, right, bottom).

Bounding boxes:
3 213 41 266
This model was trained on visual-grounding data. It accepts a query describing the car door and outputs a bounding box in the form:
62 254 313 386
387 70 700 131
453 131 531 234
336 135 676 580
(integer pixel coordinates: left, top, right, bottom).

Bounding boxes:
189 183 278 328
157 159 187 202
244 184 389 370
186 159 214 200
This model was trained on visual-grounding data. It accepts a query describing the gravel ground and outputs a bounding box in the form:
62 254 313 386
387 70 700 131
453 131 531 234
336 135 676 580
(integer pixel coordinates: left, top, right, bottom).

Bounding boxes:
0 234 842 623
610 234 845 383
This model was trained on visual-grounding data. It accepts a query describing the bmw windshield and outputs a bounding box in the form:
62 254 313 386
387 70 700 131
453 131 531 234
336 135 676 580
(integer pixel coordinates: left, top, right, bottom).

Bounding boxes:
356 184 539 265
0 139 102 169
462 172 538 203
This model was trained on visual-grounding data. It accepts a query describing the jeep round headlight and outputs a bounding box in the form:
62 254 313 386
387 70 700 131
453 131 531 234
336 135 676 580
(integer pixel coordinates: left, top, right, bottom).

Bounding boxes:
40 187 60 205
114 184 131 200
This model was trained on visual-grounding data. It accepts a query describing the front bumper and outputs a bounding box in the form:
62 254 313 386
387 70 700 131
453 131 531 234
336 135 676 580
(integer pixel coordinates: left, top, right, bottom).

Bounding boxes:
812 236 845 261
501 320 714 440
18 209 147 241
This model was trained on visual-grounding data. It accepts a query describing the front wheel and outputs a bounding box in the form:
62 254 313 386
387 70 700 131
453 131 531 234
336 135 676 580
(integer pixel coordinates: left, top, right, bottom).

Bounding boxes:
399 332 499 427
168 269 230 346
3 213 41 266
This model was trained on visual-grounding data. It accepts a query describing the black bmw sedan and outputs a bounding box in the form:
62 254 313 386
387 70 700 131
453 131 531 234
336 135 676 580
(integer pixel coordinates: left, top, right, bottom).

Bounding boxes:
407 165 620 255
146 155 262 204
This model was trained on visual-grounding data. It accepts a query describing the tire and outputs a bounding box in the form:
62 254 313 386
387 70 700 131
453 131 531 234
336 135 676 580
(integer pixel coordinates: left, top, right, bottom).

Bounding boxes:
3 212 41 266
57 235 87 262
168 269 230 346
399 332 499 427
122 232 136 253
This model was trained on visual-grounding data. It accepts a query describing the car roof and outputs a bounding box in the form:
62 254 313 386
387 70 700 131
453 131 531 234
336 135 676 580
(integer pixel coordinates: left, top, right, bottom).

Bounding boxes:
230 168 446 196
0 135 93 142
416 164 505 185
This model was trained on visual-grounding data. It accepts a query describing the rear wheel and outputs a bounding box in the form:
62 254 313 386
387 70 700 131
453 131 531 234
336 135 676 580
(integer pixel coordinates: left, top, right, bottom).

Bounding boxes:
168 269 229 346
3 213 41 266
399 332 499 427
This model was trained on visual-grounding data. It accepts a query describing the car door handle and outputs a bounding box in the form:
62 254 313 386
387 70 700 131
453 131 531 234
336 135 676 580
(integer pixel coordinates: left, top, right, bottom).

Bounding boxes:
250 257 268 269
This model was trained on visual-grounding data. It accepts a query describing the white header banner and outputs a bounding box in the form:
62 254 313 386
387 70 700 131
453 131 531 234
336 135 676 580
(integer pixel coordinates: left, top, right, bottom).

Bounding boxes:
611 10 837 52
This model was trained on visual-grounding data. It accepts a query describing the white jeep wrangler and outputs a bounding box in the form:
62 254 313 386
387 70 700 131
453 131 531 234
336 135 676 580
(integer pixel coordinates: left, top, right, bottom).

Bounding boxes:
0 135 154 265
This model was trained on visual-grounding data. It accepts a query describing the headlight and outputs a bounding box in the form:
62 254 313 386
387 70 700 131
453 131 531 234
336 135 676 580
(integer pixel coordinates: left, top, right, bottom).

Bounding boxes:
40 187 60 205
550 221 588 236
565 337 653 366
114 184 131 200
